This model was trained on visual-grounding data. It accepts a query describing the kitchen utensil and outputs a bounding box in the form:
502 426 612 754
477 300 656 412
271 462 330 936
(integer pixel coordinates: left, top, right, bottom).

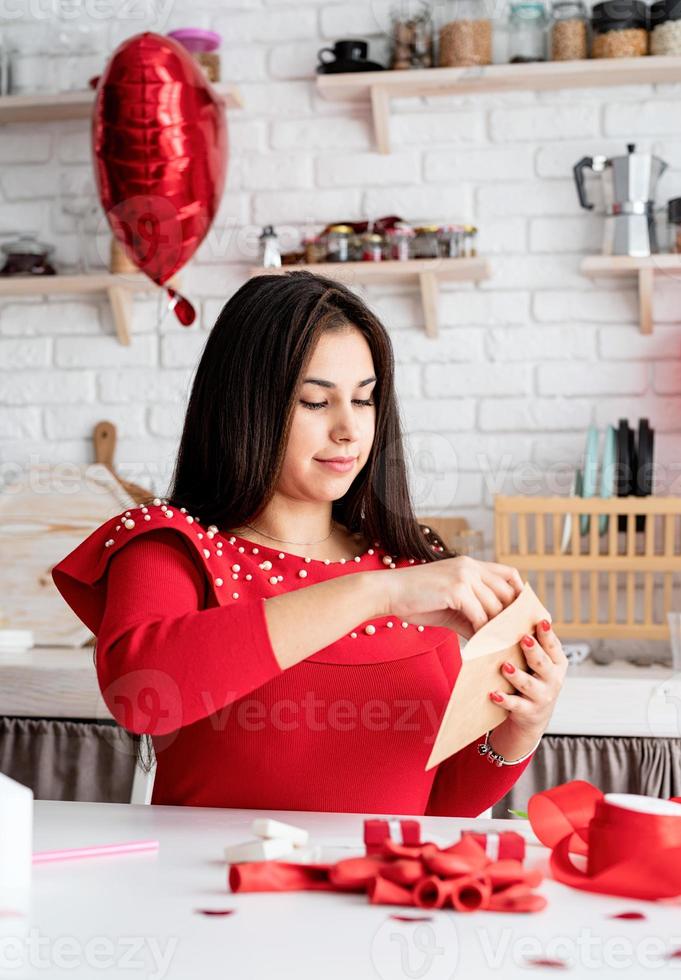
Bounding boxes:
0 235 56 276
573 143 668 256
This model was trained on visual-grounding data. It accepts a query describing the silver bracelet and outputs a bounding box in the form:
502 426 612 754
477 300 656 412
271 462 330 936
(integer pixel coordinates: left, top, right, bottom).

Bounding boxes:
477 730 541 767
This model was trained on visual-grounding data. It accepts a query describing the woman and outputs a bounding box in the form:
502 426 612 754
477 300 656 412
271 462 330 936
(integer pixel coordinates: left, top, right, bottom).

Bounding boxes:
52 271 566 815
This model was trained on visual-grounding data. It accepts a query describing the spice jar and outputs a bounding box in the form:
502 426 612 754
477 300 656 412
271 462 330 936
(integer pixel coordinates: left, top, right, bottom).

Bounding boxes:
550 0 588 59
303 233 324 264
668 198 681 253
591 0 648 57
167 29 222 82
650 0 681 54
390 0 435 68
438 0 492 66
437 224 465 258
362 232 383 262
508 0 549 62
413 225 440 258
387 224 415 261
326 224 353 262
463 225 478 257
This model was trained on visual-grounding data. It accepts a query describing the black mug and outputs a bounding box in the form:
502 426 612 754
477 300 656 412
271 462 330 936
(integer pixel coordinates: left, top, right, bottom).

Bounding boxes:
318 38 368 66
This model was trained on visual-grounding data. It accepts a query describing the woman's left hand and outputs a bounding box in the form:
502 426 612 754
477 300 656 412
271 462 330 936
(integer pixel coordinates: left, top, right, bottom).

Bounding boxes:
489 618 568 739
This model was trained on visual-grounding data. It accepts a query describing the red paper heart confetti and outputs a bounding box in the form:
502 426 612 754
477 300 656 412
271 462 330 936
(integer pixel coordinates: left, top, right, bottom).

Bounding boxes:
389 914 434 922
195 908 236 916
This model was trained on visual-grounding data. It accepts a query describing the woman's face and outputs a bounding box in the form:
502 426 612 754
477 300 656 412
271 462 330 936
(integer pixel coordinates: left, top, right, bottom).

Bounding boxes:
279 327 377 503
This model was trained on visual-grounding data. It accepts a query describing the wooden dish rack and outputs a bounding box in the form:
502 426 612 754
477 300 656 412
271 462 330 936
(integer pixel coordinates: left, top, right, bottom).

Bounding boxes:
493 495 681 640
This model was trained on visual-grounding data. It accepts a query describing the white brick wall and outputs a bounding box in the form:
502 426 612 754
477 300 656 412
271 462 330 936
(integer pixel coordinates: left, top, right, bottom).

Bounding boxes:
0 0 680 556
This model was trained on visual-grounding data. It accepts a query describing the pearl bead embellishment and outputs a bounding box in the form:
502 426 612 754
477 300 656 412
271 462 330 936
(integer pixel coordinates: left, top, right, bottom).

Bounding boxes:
386 621 393 628
269 576 278 585
124 519 135 529
215 578 223 587
298 570 307 578
232 564 241 572
364 624 376 635
382 556 392 566
203 549 210 559
350 632 357 639
401 622 408 628
260 561 272 571
232 592 239 599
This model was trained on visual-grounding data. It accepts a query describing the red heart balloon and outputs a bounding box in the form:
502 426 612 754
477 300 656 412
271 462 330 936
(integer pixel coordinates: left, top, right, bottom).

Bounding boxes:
92 32 228 325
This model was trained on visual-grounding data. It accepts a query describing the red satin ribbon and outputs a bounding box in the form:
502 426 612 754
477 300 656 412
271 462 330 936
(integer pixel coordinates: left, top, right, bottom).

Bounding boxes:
528 780 681 901
228 833 545 913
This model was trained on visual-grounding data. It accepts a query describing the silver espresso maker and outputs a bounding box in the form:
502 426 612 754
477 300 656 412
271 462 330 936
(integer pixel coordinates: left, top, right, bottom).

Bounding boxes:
573 143 668 256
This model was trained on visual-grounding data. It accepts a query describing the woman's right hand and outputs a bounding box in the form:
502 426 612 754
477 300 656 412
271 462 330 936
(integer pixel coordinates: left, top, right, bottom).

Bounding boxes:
383 556 525 640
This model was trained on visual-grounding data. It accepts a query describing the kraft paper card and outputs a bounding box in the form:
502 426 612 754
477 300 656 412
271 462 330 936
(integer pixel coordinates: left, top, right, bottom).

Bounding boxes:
425 581 552 770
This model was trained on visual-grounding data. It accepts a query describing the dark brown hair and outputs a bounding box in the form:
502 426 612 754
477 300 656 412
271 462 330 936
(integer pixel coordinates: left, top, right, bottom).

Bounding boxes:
164 269 455 562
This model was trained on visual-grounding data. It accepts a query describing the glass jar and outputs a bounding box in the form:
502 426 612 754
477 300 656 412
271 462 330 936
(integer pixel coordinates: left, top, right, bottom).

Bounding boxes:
362 232 383 262
387 224 415 260
650 0 681 54
325 224 353 262
591 0 648 57
668 198 681 253
303 234 324 264
438 0 492 66
390 0 435 68
413 225 440 258
437 224 465 257
463 225 478 256
550 0 588 59
508 0 549 62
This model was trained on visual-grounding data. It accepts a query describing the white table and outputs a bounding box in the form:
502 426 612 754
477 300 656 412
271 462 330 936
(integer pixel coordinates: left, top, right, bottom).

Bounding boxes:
3 801 680 979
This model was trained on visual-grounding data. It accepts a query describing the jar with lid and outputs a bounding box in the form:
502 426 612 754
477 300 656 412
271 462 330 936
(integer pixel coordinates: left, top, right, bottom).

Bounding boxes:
390 0 435 68
362 232 384 262
463 225 478 256
650 0 681 55
413 225 440 258
550 0 588 59
591 0 648 57
325 224 353 262
508 1 549 62
438 0 492 67
668 198 681 253
437 224 464 258
387 223 415 261
303 233 324 264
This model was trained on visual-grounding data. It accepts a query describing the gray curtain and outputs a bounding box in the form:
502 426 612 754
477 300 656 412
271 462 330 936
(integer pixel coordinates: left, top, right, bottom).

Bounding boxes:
492 734 681 818
0 717 137 803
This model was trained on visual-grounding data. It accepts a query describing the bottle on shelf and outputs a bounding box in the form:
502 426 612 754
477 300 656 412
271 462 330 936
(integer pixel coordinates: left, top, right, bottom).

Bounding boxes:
508 0 549 62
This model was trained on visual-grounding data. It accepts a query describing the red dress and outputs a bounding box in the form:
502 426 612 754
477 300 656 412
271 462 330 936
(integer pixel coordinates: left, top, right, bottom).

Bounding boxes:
51 501 534 815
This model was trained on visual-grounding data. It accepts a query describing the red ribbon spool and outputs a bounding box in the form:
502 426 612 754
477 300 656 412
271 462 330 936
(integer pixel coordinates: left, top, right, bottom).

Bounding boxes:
528 781 681 901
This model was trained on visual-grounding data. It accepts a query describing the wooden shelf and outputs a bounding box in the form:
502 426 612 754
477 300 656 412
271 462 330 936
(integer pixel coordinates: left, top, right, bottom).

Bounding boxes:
581 254 681 335
0 82 243 124
317 56 681 154
250 257 490 337
0 272 173 345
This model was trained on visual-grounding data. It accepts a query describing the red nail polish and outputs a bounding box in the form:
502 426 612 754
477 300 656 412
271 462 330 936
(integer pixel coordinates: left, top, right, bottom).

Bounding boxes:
489 691 504 703
541 620 551 632
521 635 534 648
503 661 515 673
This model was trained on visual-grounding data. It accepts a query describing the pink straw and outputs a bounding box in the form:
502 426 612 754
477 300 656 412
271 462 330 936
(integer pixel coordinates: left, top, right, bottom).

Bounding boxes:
33 839 159 864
